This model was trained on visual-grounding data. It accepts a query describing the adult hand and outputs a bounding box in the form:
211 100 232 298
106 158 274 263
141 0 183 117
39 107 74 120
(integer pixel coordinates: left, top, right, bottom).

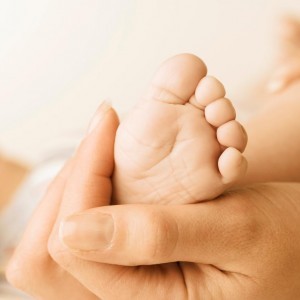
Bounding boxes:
6 103 300 299
52 183 300 300
6 101 119 299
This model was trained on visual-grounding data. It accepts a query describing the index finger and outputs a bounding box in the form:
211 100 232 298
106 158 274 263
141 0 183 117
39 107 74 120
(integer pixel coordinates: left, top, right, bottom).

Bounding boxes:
57 101 119 218
48 101 119 249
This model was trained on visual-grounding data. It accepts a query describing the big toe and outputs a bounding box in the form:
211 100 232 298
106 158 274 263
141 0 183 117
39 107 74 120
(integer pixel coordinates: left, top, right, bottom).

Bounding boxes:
145 53 207 104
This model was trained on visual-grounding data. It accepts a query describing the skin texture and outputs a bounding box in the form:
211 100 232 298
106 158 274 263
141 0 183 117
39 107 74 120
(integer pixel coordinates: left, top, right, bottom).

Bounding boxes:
5 42 300 299
113 54 247 205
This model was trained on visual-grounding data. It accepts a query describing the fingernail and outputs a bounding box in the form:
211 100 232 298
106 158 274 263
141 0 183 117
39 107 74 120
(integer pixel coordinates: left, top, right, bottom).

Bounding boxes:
267 79 285 93
59 213 114 251
87 100 112 134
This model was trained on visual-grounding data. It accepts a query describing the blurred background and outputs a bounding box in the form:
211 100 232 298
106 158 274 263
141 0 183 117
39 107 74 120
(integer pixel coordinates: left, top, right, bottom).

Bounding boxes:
1 0 300 166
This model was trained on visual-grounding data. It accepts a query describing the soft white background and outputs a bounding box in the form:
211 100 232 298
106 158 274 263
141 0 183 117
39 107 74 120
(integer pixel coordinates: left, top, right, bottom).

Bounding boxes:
1 0 300 164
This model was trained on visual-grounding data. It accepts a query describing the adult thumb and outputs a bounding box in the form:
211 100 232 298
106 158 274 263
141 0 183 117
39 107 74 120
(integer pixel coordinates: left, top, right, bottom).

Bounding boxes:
58 200 247 266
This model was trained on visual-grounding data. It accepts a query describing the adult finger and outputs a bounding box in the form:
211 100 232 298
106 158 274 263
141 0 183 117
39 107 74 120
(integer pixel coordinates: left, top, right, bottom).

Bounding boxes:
58 192 258 267
6 160 98 299
48 101 119 251
55 101 119 218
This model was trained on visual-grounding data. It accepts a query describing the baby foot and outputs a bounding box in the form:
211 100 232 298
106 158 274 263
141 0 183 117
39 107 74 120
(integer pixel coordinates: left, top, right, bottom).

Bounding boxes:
113 54 247 205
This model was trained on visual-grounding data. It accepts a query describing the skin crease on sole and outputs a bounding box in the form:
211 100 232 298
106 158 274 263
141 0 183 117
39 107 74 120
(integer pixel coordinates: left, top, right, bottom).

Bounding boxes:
113 54 248 205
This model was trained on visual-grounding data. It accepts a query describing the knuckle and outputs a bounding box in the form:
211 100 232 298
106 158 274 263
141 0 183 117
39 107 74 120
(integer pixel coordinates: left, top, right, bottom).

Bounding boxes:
133 209 178 265
5 259 26 290
224 196 261 248
6 250 51 291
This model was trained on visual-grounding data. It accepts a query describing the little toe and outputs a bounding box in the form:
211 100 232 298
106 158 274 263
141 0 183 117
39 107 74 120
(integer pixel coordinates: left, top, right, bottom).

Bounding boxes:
145 53 207 104
192 76 226 108
217 120 248 152
205 98 236 127
218 147 247 184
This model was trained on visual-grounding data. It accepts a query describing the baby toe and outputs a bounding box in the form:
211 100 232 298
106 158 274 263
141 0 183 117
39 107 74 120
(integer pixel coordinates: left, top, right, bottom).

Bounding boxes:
205 98 236 127
146 53 207 105
217 120 248 152
218 147 247 184
193 76 226 108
